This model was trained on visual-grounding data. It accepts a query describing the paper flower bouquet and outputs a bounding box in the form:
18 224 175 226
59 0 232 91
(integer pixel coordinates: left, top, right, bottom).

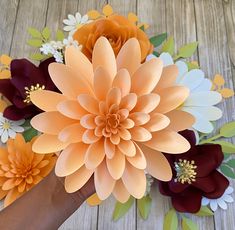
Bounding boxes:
0 4 235 229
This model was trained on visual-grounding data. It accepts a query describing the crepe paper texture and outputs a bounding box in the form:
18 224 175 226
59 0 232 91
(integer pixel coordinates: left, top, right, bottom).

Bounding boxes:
0 134 56 207
0 3 234 230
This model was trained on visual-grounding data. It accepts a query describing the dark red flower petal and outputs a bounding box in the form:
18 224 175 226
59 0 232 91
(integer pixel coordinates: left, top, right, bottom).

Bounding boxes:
172 187 202 213
203 170 229 199
192 175 216 193
0 79 17 103
179 130 196 147
158 182 174 196
168 180 190 193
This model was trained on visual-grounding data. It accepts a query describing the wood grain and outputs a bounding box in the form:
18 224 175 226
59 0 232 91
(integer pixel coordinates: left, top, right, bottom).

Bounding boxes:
0 0 235 229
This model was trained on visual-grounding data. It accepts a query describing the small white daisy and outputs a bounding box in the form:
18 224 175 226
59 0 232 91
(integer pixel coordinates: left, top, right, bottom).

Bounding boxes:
0 113 25 143
53 51 64 63
63 35 80 48
63 12 92 36
202 186 234 211
147 53 222 133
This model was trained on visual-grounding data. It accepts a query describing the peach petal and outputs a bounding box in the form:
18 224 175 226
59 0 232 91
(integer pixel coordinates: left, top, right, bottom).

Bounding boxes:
106 88 122 107
118 109 129 120
94 126 103 137
132 93 160 113
122 161 146 199
93 67 112 101
95 160 115 200
144 130 190 153
30 90 67 112
126 143 146 169
112 69 131 96
65 166 94 193
2 178 16 190
57 100 87 120
165 110 195 131
116 38 141 75
0 190 7 200
31 111 75 135
58 123 85 143
49 63 93 99
80 114 96 129
4 188 21 207
33 134 69 153
110 133 120 145
140 144 172 181
118 140 136 157
106 148 125 179
65 46 93 85
104 138 115 159
129 127 152 142
112 180 130 203
118 127 131 141
153 64 178 91
121 119 135 129
0 148 9 165
85 139 105 169
154 86 189 114
78 94 100 114
143 113 170 132
131 58 163 96
119 93 137 111
129 112 150 126
92 37 117 80
55 143 88 177
99 101 107 115
82 129 100 144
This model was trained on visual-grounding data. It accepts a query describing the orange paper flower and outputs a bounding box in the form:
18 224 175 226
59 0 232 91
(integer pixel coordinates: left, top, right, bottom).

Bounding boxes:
30 37 194 202
0 134 56 207
73 15 153 62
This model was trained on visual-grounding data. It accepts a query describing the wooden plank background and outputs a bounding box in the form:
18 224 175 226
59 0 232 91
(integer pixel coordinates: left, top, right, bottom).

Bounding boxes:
0 0 235 229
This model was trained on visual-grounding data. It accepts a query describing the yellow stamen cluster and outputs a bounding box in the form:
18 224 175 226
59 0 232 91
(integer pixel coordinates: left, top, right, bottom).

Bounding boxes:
174 159 197 184
24 84 45 104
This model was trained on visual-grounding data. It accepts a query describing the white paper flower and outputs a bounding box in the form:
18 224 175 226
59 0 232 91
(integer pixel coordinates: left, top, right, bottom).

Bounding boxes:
63 12 92 35
147 53 222 133
0 113 25 143
145 174 154 195
63 36 80 48
202 186 234 211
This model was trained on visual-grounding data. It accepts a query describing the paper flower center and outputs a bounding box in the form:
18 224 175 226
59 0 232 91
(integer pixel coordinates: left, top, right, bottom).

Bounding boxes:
2 121 10 130
174 159 197 184
24 84 45 104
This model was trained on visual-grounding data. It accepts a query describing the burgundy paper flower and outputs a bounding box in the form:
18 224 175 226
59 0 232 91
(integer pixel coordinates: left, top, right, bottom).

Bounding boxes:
0 58 57 120
159 130 229 213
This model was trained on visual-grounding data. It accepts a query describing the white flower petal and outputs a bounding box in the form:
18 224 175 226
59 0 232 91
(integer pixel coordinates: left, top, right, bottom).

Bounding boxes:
75 12 82 22
11 125 24 132
1 130 9 143
175 61 188 83
8 129 16 138
81 14 89 23
63 19 75 26
191 79 212 92
178 69 205 91
0 128 4 136
146 54 156 62
223 194 234 203
13 119 25 126
210 200 218 212
225 186 234 195
68 14 76 24
217 199 227 210
63 25 75 32
184 91 222 107
159 52 174 66
202 197 210 206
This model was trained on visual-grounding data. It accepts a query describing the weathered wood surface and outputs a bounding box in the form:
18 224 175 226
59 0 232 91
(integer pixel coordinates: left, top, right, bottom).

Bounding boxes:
0 0 235 229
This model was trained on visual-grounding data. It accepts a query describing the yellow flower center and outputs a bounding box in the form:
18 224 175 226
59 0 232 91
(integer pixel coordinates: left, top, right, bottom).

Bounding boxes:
2 121 11 130
174 159 197 184
24 84 45 104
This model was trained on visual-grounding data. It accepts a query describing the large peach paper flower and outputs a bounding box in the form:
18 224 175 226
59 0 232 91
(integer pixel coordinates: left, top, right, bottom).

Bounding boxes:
30 37 194 202
0 134 56 207
73 15 153 62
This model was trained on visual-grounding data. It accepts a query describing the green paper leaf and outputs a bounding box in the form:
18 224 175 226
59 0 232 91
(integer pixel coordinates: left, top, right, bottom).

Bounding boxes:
195 206 214 216
23 127 38 142
220 164 235 179
227 159 235 168
27 39 43 47
163 208 178 230
177 42 198 59
224 153 231 160
139 25 145 31
28 27 42 38
150 33 167 47
112 197 134 221
30 53 46 61
137 195 152 220
161 37 174 55
220 121 235 138
182 217 199 230
56 30 65 41
212 141 235 154
153 51 160 57
42 27 51 40
186 61 199 70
